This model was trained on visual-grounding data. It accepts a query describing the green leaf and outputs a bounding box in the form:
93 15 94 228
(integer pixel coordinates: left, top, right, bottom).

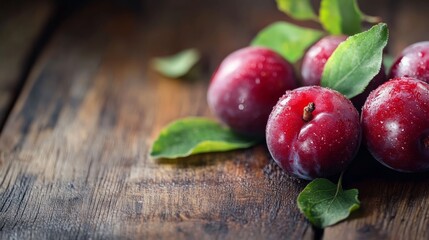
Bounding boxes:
276 0 317 20
319 0 363 35
321 23 388 98
150 117 257 159
297 176 360 228
251 22 324 63
151 48 200 78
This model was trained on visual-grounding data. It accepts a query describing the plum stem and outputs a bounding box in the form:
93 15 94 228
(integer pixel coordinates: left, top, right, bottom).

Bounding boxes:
424 136 429 150
303 102 315 122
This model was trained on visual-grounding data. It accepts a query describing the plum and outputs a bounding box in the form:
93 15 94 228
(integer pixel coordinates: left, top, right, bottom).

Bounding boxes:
389 41 429 83
208 46 297 137
266 86 361 180
362 77 429 172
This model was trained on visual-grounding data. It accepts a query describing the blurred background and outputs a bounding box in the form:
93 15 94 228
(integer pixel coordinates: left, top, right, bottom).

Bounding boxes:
2 0 429 70
3 0 429 71
1 0 429 129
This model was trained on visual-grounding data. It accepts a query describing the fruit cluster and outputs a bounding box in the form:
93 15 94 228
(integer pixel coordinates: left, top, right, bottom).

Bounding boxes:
208 40 429 180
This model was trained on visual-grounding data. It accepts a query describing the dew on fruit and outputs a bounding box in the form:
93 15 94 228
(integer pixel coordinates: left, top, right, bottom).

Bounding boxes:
278 134 285 144
238 104 244 110
255 78 261 84
279 98 288 106
238 93 245 102
386 121 399 133
300 139 311 152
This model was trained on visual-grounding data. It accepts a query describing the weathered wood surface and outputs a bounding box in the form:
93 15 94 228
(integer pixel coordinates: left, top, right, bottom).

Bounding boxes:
1 0 429 239
0 0 52 128
0 1 313 239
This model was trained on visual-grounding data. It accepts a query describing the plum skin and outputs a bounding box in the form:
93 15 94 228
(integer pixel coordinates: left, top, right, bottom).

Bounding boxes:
362 77 429 172
207 46 297 137
389 41 429 83
266 86 361 180
301 35 387 110
301 35 348 86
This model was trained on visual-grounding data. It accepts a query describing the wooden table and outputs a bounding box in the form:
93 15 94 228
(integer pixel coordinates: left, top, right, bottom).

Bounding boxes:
1 0 429 239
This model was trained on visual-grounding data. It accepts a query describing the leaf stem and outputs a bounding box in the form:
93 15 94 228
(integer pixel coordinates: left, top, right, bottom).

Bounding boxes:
335 171 345 196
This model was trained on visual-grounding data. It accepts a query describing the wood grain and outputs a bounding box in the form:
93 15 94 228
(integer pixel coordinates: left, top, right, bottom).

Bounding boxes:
0 0 52 129
0 1 314 239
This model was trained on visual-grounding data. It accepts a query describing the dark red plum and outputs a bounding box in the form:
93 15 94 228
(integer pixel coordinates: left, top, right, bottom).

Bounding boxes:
389 41 429 83
362 77 429 172
266 86 361 180
208 47 297 137
301 35 348 86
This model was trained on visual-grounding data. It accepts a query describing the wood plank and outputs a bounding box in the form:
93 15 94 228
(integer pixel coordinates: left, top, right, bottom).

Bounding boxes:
324 0 429 239
0 1 313 239
0 0 53 128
